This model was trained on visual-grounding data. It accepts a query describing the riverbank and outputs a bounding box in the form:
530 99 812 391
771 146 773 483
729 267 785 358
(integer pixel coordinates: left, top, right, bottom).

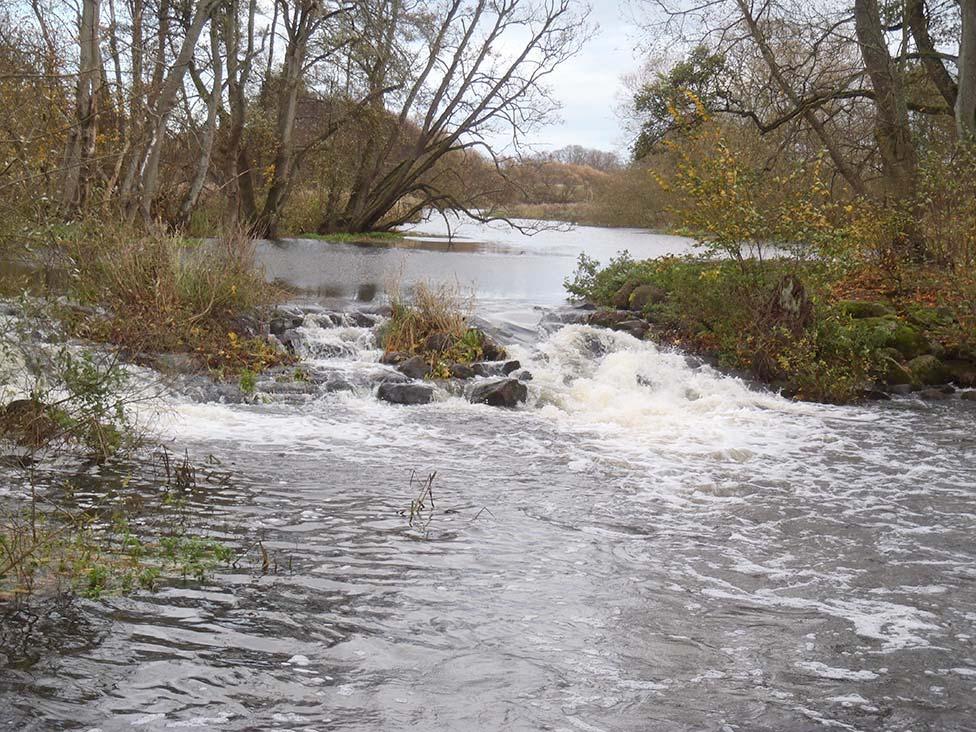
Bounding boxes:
567 253 976 404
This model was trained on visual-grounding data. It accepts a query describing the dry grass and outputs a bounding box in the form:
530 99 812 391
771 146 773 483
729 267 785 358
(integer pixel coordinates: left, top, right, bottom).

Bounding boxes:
62 222 291 374
381 282 472 354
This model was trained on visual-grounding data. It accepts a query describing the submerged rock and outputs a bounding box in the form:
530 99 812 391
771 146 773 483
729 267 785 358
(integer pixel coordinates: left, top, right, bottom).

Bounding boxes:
918 387 952 401
467 378 527 408
377 382 434 405
323 380 355 393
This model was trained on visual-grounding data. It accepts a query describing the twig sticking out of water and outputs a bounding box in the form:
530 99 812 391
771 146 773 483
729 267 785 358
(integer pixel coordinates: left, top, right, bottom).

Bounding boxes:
408 470 436 533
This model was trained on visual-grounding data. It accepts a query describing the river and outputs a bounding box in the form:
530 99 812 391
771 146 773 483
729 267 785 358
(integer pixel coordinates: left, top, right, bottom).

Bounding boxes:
3 216 976 731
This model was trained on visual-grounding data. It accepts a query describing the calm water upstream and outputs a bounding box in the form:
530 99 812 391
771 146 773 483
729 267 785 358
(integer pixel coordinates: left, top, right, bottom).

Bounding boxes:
3 216 976 731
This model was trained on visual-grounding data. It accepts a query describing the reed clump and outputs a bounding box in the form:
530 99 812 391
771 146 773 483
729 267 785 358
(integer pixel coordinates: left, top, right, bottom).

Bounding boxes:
379 282 505 373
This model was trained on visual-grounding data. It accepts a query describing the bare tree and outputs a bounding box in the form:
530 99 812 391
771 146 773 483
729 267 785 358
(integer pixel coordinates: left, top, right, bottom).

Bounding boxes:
320 0 591 233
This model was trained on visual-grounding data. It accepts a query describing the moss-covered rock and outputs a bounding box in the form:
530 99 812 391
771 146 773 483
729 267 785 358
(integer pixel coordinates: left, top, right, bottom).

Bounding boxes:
858 317 930 360
837 300 893 319
629 284 666 312
882 356 914 386
904 304 955 329
611 279 640 309
908 354 950 385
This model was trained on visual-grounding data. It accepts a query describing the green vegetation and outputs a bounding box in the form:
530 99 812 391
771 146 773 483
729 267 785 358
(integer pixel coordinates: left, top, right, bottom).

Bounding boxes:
0 301 268 605
566 117 976 403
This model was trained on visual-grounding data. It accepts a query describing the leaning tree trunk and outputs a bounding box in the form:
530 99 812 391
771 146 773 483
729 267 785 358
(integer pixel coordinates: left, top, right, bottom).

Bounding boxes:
175 22 222 229
853 0 924 258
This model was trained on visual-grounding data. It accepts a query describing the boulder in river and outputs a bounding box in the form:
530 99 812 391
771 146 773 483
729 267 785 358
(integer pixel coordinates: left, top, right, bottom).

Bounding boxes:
586 310 632 329
270 306 305 337
278 329 304 353
449 363 476 379
377 383 434 405
397 356 431 380
380 351 409 365
479 332 507 361
467 378 527 408
881 355 914 387
613 319 650 339
501 360 521 375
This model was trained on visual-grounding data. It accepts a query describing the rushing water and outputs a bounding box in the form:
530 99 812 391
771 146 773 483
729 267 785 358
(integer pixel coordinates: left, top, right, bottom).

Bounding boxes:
3 217 976 731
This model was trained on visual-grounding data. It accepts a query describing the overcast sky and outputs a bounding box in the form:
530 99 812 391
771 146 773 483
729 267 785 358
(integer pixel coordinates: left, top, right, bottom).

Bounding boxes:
526 0 641 155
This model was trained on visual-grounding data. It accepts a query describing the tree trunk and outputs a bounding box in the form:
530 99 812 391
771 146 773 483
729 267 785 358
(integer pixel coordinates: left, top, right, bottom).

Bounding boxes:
176 22 222 229
255 14 309 238
959 0 976 141
62 0 102 213
132 0 220 223
853 0 918 202
907 0 958 112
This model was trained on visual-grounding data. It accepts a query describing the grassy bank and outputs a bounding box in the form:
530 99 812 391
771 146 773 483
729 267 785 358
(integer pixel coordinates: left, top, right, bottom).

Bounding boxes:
296 231 406 245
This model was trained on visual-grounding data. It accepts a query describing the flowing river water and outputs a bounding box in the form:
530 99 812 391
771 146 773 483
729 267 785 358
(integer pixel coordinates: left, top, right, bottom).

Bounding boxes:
3 217 976 731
